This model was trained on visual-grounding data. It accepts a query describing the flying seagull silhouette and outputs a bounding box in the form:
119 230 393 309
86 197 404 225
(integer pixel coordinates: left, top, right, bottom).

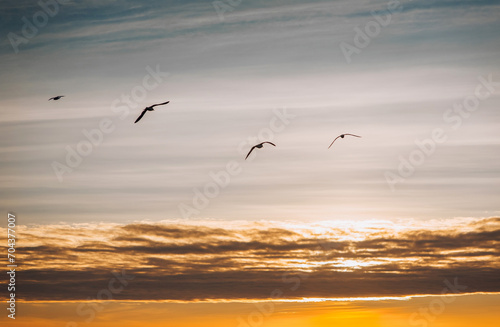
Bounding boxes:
328 134 361 149
134 101 170 123
245 142 276 160
48 96 64 101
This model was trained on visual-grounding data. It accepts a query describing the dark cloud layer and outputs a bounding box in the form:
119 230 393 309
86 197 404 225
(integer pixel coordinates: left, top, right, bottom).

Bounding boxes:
2 218 499 301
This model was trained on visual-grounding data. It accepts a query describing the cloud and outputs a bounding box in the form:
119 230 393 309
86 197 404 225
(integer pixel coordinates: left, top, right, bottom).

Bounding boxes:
3 217 499 301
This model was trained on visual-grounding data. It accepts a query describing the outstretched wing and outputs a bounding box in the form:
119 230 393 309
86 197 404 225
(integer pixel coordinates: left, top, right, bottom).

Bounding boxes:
245 146 257 160
344 134 361 138
262 141 276 147
328 135 342 149
134 109 148 123
151 101 170 108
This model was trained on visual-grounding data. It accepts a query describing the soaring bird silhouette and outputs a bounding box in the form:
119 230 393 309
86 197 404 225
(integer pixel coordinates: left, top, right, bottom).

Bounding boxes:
328 134 361 149
245 142 276 160
134 101 170 123
48 96 64 101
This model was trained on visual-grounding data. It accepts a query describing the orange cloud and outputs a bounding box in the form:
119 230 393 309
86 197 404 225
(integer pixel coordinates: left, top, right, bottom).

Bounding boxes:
1 217 499 302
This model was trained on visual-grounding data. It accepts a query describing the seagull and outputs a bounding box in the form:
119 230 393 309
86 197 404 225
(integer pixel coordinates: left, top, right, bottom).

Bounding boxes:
328 134 361 149
245 142 276 160
48 96 64 101
134 101 170 123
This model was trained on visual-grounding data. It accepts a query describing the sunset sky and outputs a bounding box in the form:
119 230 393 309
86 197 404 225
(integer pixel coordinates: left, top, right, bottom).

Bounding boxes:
1 0 499 326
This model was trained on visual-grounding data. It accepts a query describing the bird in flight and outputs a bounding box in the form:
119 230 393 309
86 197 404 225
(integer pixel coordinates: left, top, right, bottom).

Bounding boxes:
134 101 170 123
48 96 64 101
245 142 276 160
328 134 361 149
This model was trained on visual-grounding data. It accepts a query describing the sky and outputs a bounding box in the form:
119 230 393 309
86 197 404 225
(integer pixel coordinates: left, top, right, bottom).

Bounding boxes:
0 0 499 326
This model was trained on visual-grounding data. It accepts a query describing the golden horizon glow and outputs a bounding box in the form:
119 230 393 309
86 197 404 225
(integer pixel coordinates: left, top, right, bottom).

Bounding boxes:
2 293 500 327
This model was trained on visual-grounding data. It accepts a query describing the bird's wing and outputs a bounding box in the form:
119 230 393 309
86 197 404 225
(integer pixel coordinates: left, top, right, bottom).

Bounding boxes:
263 142 276 147
245 146 257 160
328 135 342 149
48 97 54 100
151 101 170 108
344 134 361 138
134 109 148 123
